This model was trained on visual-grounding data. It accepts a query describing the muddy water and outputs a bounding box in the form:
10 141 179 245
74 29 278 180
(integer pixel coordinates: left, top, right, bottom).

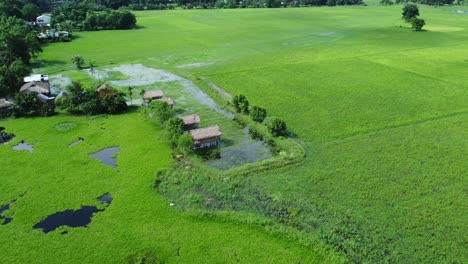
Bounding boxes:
87 64 233 119
205 138 273 170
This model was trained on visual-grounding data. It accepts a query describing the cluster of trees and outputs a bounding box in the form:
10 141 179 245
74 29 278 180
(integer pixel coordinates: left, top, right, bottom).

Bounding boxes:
149 101 194 154
0 16 42 97
82 9 137 30
56 82 127 115
52 1 137 30
402 3 425 31
0 0 51 20
14 92 55 116
232 94 287 137
382 0 458 5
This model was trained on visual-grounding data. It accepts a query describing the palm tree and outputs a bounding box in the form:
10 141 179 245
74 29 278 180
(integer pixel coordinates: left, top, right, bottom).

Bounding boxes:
71 55 85 69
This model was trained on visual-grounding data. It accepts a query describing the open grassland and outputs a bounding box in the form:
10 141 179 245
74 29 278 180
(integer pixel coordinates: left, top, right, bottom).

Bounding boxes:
5 4 468 263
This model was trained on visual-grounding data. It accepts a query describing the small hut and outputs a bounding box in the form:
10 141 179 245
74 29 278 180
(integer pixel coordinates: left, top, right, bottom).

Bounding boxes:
0 99 14 118
143 90 164 102
97 84 113 92
20 81 50 95
189 125 222 149
181 114 201 130
161 97 174 108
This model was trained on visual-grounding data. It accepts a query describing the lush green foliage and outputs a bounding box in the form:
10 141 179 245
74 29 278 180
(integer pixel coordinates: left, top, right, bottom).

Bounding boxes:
0 15 41 96
26 6 468 263
177 133 194 155
13 92 55 117
71 55 85 69
0 112 334 263
165 116 184 148
410 17 425 31
402 3 419 22
232 94 249 114
267 117 287 137
83 10 137 30
250 105 267 123
150 101 173 125
59 81 127 115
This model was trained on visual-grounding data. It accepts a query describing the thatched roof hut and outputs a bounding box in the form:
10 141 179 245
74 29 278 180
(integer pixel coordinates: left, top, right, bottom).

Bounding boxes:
20 81 50 95
189 125 222 149
143 90 164 101
181 114 200 130
97 84 113 92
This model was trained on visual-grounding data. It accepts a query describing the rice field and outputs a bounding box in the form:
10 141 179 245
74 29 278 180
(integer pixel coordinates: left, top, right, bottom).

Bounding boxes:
1 4 467 263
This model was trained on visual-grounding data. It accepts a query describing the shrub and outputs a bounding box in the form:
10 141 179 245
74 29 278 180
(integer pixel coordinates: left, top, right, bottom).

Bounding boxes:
62 82 127 115
410 17 425 31
232 94 249 114
177 133 194 155
402 3 419 22
250 105 267 123
166 116 184 148
14 92 55 117
268 117 287 137
150 101 174 125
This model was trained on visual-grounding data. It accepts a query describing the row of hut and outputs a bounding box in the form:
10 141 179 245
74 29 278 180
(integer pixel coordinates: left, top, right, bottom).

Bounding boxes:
0 77 223 150
143 89 222 150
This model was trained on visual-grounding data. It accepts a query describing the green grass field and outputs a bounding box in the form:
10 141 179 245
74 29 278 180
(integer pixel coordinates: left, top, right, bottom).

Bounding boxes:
2 4 468 263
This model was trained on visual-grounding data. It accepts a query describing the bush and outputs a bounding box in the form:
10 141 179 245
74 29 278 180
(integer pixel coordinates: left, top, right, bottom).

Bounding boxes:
177 133 194 155
402 3 419 22
166 116 184 148
410 17 425 31
62 82 127 115
150 101 174 125
14 92 55 117
250 105 267 123
232 94 249 114
268 117 287 137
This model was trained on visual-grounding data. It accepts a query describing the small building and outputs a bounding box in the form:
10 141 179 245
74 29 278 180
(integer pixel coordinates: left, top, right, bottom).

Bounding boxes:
143 90 164 101
20 81 50 95
97 84 113 92
36 14 51 27
37 93 55 104
189 125 222 149
0 99 14 118
158 97 174 108
181 114 201 130
24 74 49 83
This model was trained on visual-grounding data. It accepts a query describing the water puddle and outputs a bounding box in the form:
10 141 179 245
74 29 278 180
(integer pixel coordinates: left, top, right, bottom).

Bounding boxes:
89 147 120 168
205 138 273 170
33 193 112 234
69 137 84 147
87 64 233 119
12 140 33 153
0 203 13 225
0 195 23 225
97 193 113 205
33 206 103 233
